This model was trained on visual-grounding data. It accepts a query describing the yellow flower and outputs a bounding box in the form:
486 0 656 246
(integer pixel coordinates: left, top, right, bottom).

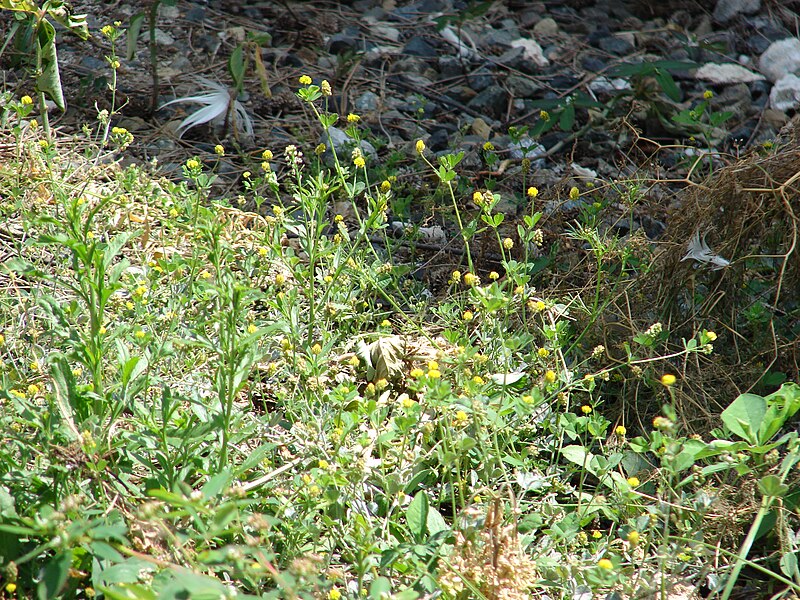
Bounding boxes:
410 368 424 378
514 285 524 295
261 161 271 172
321 80 332 95
569 186 580 200
527 186 539 197
380 180 391 192
262 149 273 160
347 113 360 123
581 404 592 414
544 370 557 384
21 95 33 105
473 190 484 204
5 583 17 593
463 272 479 286
660 374 677 386
98 326 107 335
401 395 415 409
597 558 614 570
503 237 514 250
462 310 474 321
27 384 40 395
652 416 673 430
530 300 546 312
186 158 200 169
328 588 341 600
482 141 494 151
299 75 312 85
0 334 5 345
415 139 426 154
428 361 439 371
615 425 627 436
310 343 322 355
591 529 602 539
472 375 485 385
214 144 224 155
318 459 329 470
455 410 468 423
537 347 549 358
29 119 38 129
243 171 251 179
489 271 499 280
450 270 461 282
247 324 258 334
380 319 391 327
110 59 120 69
258 246 268 257
135 330 146 339
703 90 713 99
353 156 366 168
539 110 550 121
706 331 717 341
627 476 640 487
627 530 640 545
427 369 441 379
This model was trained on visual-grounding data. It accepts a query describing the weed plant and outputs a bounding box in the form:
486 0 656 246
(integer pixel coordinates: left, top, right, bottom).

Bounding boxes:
1 28 800 600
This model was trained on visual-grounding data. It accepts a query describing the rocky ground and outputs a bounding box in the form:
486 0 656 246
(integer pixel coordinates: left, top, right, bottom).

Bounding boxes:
3 0 800 275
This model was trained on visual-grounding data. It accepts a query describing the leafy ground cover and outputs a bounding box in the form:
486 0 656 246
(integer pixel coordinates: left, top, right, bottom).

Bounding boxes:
1 10 800 600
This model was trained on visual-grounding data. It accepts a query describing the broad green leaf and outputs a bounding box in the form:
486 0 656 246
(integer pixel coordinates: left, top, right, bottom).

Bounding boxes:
126 13 145 60
654 68 681 102
406 491 429 542
38 550 73 600
721 393 766 445
759 474 789 498
427 505 449 536
36 20 65 110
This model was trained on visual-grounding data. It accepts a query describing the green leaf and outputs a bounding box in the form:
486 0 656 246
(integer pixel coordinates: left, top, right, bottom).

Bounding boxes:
229 44 246 90
559 102 575 130
97 584 157 600
759 474 789 498
781 552 799 579
721 393 766 445
654 68 681 102
370 577 392 599
38 550 73 600
126 13 145 60
426 505 449 536
406 491 429 542
36 19 65 111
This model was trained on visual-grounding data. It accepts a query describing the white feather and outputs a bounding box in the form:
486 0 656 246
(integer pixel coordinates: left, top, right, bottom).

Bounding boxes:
681 231 730 270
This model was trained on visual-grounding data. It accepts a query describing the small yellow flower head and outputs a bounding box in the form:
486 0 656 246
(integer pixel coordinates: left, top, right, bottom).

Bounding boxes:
455 410 468 423
627 530 640 545
321 80 332 96
257 246 268 257
347 113 360 123
415 139 426 154
569 186 580 200
537 347 550 358
21 95 33 105
472 190 484 204
5 583 17 593
247 324 258 334
627 476 640 487
428 361 439 371
427 369 441 379
410 368 424 378
544 370 557 384
615 425 627 436
315 143 327 155
539 109 550 121
531 300 546 312
597 558 614 570
353 156 366 168
514 285 524 295
0 334 5 345
706 331 717 341
110 59 120 70
380 180 391 192
451 270 461 283
462 310 474 322
318 459 329 470
328 588 342 600
98 326 107 335
30 119 38 129
522 394 534 403
527 186 539 198
379 319 391 328
299 75 312 85
242 171 251 179
703 89 713 99
274 273 286 286
660 373 677 386
463 272 479 287
185 158 200 170
652 416 673 430
581 404 592 414
27 384 40 395
503 237 514 250
591 529 602 539
482 141 495 151
472 375 485 385
135 330 146 339
489 271 499 281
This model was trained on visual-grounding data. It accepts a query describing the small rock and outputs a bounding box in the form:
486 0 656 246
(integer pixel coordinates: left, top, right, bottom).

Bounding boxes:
759 38 800 82
533 17 559 37
403 36 438 58
598 34 634 56
185 5 206 23
588 76 631 95
695 62 764 84
321 126 378 164
710 83 753 116
713 0 760 23
355 91 380 113
438 56 464 77
328 28 362 55
467 67 495 92
770 74 800 111
371 22 401 43
467 87 508 120
153 28 175 46
506 75 542 98
509 38 549 68
471 117 492 140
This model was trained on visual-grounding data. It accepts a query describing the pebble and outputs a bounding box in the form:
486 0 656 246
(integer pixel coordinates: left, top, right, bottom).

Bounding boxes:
770 74 800 112
713 0 760 23
695 63 764 84
759 38 800 82
403 36 438 58
533 18 559 37
467 87 508 120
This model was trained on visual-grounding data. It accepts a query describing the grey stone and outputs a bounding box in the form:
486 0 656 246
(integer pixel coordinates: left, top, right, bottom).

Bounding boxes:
710 83 753 116
321 126 378 164
355 91 379 113
759 38 800 82
403 36 437 58
770 74 800 111
467 67 495 92
438 56 464 77
533 18 559 37
713 0 760 23
598 34 634 56
185 5 206 23
695 63 764 84
506 75 542 98
328 28 362 55
467 87 508 119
